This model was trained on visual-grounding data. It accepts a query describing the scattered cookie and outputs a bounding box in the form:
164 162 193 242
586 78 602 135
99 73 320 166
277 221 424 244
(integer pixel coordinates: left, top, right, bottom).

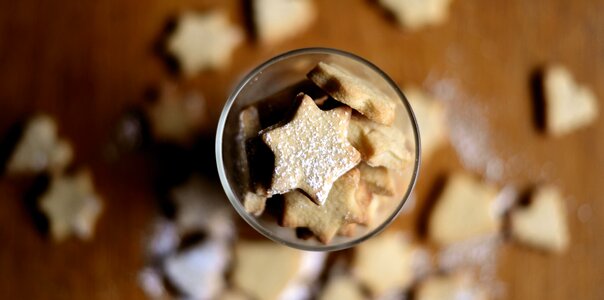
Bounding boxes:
428 173 501 245
253 0 316 45
38 168 103 242
6 114 73 175
405 86 447 160
319 275 365 300
232 240 323 300
378 0 454 30
348 114 412 170
163 239 229 299
307 62 396 125
415 271 487 300
171 176 234 239
166 11 243 76
282 169 367 244
352 232 419 296
145 83 207 144
358 162 396 196
543 65 599 136
510 185 570 253
262 94 361 205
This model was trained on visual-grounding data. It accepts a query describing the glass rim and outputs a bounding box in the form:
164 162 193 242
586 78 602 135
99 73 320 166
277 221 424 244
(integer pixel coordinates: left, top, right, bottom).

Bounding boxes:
215 47 421 251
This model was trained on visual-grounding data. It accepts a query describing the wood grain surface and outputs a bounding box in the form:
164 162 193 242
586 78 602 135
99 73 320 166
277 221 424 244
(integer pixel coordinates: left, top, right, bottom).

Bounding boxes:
1 0 603 299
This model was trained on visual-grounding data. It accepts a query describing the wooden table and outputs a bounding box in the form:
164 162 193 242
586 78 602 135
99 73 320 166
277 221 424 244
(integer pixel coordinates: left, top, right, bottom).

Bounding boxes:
1 0 602 299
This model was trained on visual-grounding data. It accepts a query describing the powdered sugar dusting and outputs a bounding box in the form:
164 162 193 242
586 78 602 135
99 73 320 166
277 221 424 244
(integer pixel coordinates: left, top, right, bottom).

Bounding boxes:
438 236 507 299
425 77 504 182
264 96 360 204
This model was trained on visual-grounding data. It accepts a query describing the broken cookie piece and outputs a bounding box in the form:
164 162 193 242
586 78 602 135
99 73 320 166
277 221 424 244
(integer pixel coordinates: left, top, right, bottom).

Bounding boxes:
378 0 454 30
415 271 487 300
38 168 103 242
405 86 447 160
308 62 396 125
282 169 367 244
6 114 73 175
163 239 229 299
145 83 208 144
252 0 316 45
510 185 570 253
352 232 420 297
348 114 412 170
166 11 243 76
543 65 599 136
428 173 501 245
262 94 361 205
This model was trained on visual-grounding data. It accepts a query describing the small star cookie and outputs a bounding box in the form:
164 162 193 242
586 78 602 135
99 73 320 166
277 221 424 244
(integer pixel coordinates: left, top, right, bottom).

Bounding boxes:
348 114 412 170
319 275 365 300
379 0 454 30
262 94 361 205
6 114 73 175
38 169 103 242
308 62 396 125
416 271 488 300
543 65 599 136
510 185 570 253
282 168 366 244
358 162 396 196
253 0 316 45
167 11 243 76
145 82 208 144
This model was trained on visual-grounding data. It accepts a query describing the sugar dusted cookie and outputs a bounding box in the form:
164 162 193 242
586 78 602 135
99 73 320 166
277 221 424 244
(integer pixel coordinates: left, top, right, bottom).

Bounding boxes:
308 62 396 125
510 185 570 253
428 173 501 245
348 114 412 170
543 65 599 136
405 86 447 159
416 272 487 300
145 82 207 144
262 94 361 205
167 11 243 76
319 275 365 300
7 114 73 175
232 241 302 300
253 0 316 45
38 168 103 242
282 169 367 244
163 240 229 299
352 232 419 296
379 0 454 30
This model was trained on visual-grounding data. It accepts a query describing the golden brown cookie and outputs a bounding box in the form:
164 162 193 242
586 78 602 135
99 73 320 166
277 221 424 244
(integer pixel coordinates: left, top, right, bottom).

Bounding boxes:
358 162 396 196
543 65 599 136
307 62 395 125
348 114 412 170
167 11 243 76
7 114 73 175
428 173 501 245
38 168 103 242
262 94 361 205
282 169 367 244
510 185 570 253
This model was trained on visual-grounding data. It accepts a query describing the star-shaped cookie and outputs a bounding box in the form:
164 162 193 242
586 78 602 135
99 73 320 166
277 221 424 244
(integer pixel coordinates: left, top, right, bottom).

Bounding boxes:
379 0 454 30
38 169 103 242
262 94 361 205
282 168 366 244
167 11 243 76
